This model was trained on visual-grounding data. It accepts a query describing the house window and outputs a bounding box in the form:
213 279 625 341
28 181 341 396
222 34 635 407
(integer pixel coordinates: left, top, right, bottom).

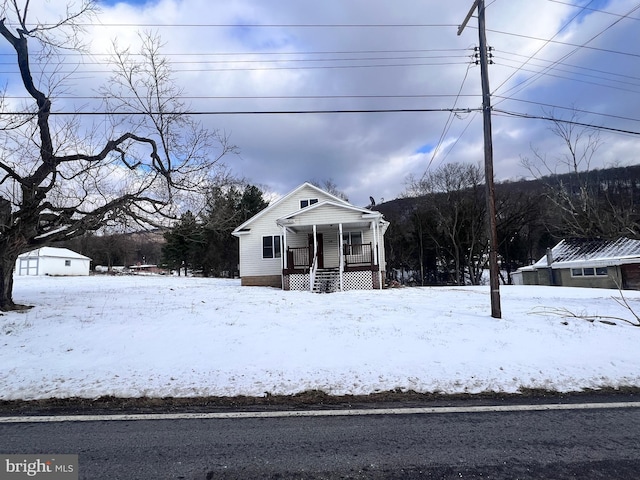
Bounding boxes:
571 267 608 277
300 198 318 208
65 260 71 267
262 235 281 259
342 232 363 255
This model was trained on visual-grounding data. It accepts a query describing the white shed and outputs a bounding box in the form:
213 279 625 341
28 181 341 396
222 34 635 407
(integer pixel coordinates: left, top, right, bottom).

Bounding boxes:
16 247 91 276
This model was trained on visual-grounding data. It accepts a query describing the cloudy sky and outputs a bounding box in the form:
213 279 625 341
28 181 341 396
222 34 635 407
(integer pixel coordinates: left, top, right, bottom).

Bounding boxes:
2 0 639 206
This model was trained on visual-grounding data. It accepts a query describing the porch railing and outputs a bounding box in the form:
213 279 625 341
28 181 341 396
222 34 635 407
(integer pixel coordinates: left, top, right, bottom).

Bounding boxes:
286 246 311 270
285 242 376 271
344 242 374 268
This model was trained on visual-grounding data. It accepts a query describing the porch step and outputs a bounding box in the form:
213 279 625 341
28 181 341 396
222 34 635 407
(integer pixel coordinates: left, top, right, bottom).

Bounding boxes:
313 268 340 293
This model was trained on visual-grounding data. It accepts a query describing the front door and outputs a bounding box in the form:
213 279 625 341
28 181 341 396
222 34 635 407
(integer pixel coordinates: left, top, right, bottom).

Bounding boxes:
308 233 324 269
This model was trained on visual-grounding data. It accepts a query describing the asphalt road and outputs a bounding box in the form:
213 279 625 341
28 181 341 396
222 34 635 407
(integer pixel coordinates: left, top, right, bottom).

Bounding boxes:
2 399 640 479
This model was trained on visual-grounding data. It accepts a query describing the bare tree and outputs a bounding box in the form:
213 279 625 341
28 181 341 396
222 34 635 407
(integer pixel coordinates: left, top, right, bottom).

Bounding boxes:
406 162 487 285
309 178 349 202
494 186 544 284
522 110 637 239
0 1 235 310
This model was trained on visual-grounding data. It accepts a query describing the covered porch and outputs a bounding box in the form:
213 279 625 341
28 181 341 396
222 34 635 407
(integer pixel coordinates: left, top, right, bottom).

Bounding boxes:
277 205 387 292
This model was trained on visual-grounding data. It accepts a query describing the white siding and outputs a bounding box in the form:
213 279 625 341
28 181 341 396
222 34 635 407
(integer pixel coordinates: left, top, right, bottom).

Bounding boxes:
235 183 388 280
286 204 366 227
239 186 338 278
39 256 90 276
16 248 91 276
275 186 342 219
16 254 90 276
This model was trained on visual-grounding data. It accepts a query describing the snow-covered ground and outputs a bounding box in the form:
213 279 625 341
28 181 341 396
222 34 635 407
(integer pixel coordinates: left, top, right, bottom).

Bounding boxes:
1 275 639 401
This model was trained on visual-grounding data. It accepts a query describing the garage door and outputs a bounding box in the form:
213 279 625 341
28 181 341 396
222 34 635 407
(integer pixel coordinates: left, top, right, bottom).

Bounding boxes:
621 263 640 290
19 258 39 276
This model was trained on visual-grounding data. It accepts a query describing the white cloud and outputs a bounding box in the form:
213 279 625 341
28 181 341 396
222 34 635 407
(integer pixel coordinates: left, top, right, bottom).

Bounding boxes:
2 0 638 207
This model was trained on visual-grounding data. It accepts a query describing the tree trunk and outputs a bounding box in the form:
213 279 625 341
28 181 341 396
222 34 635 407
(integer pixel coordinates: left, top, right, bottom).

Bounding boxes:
0 250 29 311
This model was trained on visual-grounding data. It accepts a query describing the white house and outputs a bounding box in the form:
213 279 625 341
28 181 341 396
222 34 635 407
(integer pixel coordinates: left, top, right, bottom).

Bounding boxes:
15 247 91 276
232 183 390 292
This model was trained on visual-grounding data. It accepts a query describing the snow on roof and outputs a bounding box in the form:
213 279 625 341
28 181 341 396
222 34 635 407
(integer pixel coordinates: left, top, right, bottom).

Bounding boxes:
532 237 640 269
19 247 91 260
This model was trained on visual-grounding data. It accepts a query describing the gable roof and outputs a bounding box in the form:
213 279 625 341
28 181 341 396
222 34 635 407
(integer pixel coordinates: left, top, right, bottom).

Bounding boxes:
18 247 91 260
277 200 381 222
232 182 351 235
532 237 640 269
275 199 388 233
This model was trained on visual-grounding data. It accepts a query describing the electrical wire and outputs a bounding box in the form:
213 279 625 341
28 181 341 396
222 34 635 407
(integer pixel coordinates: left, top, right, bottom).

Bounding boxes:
491 1 640 107
4 94 480 101
421 62 476 178
494 61 640 94
2 107 481 116
498 49 640 85
0 51 473 66
492 96 640 124
483 28 640 59
490 0 596 99
492 108 640 136
547 0 640 20
10 22 459 28
0 60 470 75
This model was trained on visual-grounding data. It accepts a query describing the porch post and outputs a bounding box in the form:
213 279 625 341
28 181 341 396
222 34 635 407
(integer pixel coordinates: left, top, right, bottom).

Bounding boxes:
338 223 344 291
311 224 318 292
371 220 379 266
282 226 288 270
313 224 318 259
373 220 382 290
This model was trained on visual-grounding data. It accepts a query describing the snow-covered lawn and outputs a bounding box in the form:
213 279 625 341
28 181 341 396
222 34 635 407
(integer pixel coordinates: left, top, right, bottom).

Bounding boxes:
1 275 639 401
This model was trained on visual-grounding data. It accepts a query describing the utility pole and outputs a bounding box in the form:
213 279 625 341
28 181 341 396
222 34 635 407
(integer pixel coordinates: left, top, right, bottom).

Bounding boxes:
458 0 502 318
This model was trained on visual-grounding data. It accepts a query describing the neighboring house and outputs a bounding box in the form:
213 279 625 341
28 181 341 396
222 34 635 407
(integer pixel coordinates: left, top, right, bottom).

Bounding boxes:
513 237 640 290
232 182 390 292
15 247 91 276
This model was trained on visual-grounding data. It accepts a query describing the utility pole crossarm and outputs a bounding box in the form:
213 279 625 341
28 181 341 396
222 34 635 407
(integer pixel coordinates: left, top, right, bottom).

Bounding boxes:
457 0 480 36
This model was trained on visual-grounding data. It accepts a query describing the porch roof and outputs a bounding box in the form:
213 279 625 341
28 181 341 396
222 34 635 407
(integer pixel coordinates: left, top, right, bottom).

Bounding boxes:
276 200 387 232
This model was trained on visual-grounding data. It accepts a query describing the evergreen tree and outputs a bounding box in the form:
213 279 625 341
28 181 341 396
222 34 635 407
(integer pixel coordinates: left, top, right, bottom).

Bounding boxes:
162 211 203 276
200 184 269 277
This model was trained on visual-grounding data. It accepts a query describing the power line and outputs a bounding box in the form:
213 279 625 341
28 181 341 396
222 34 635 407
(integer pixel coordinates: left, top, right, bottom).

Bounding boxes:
492 108 640 136
547 0 640 20
492 2 640 103
498 49 640 85
482 28 640 59
0 47 471 59
3 94 479 101
12 22 459 28
0 51 473 66
494 61 640 94
2 107 479 116
0 60 470 75
422 63 475 176
492 96 640 124
491 0 597 96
